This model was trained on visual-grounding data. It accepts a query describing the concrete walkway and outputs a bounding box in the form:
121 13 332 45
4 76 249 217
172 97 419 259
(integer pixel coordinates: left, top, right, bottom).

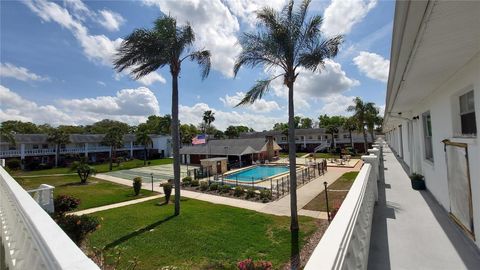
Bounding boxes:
94 162 361 219
70 195 163 215
368 144 480 269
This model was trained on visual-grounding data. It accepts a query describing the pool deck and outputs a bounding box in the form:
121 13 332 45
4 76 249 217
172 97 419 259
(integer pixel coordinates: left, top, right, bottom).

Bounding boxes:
94 161 362 219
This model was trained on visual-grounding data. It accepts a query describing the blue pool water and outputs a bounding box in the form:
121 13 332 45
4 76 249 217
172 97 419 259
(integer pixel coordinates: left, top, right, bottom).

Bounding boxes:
225 165 289 182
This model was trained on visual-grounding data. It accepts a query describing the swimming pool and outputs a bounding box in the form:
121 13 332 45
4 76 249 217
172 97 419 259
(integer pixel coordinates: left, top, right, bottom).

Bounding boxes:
225 165 289 182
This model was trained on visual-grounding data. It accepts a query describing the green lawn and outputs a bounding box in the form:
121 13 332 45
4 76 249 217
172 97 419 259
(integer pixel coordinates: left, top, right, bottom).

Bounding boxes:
302 171 359 212
279 152 308 158
15 175 157 211
87 198 320 270
11 158 173 177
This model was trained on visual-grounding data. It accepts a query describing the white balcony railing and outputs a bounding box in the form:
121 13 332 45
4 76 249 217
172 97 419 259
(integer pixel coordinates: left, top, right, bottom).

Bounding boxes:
0 145 147 158
0 165 99 270
304 144 381 269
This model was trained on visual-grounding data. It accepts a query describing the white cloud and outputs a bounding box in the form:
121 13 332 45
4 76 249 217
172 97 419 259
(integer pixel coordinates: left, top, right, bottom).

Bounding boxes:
136 71 167 85
224 0 286 28
0 62 49 82
24 0 165 86
142 0 242 77
97 9 125 32
97 81 106 86
219 92 280 113
269 59 359 110
353 51 389 82
321 0 377 36
378 104 385 116
0 85 160 125
318 94 355 116
179 103 285 131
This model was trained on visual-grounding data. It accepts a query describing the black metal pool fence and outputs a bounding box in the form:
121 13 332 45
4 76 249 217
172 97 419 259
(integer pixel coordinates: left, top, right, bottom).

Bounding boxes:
196 160 328 200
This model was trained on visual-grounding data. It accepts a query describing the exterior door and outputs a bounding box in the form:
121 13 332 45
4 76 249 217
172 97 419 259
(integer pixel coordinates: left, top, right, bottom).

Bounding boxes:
443 140 475 238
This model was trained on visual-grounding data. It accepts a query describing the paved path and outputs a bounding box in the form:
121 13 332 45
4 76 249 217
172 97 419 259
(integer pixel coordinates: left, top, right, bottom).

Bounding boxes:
94 162 361 219
368 144 480 269
70 195 163 215
14 173 77 178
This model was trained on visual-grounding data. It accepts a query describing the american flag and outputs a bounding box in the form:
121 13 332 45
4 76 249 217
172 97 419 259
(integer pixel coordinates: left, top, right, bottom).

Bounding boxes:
192 134 206 145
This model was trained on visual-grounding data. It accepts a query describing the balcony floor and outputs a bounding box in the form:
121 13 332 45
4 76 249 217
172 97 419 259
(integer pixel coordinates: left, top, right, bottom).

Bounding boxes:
368 144 480 269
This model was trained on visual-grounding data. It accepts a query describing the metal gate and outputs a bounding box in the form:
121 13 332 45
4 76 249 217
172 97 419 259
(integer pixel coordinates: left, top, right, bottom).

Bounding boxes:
442 139 475 238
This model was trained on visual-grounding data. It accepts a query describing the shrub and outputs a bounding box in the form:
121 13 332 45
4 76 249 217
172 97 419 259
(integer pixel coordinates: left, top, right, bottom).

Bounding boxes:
259 190 272 203
133 177 142 195
161 182 173 204
237 259 272 270
200 181 209 191
191 179 200 187
6 158 21 170
209 182 219 191
182 176 192 186
55 215 99 245
219 185 230 194
54 195 80 215
246 188 256 199
234 186 245 197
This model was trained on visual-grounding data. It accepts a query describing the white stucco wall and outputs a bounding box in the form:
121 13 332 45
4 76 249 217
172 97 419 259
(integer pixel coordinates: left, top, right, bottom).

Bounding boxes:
386 53 480 247
151 136 172 157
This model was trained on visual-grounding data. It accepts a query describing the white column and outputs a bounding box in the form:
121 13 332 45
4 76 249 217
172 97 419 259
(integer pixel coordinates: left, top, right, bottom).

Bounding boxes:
20 143 25 160
187 154 190 164
130 141 134 158
84 143 89 157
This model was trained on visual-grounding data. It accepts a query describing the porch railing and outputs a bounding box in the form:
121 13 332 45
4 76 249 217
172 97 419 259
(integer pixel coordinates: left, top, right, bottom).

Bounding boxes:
304 144 382 269
0 165 99 270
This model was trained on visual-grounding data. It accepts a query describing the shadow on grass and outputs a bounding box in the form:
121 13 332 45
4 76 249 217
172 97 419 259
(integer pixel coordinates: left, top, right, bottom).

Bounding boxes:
290 229 300 270
103 214 177 250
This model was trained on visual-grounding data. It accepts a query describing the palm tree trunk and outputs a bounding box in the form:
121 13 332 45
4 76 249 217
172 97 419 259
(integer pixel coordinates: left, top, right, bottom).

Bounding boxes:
144 147 147 166
109 146 113 171
363 128 368 153
370 129 375 143
287 82 298 231
349 130 354 149
172 73 181 216
55 144 59 167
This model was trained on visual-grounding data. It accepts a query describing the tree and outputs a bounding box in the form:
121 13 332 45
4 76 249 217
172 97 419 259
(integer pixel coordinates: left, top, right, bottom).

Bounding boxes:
202 110 215 134
57 125 85 134
114 15 211 216
294 116 302 128
343 117 357 148
233 0 342 264
273 122 288 131
213 130 224 139
180 124 199 144
136 125 153 165
1 120 40 133
86 119 131 134
365 104 379 143
71 157 96 184
225 125 251 138
318 115 345 149
47 129 70 168
347 97 374 153
300 117 313 129
101 127 125 171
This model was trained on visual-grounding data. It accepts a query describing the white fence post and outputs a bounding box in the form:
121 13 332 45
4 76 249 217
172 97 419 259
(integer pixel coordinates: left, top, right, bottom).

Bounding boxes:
28 184 55 214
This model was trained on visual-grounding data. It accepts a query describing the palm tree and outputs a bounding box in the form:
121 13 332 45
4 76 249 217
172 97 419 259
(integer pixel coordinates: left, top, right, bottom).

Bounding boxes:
325 125 338 149
365 104 379 143
233 0 342 264
136 129 153 165
113 15 211 216
101 127 125 171
347 97 375 153
71 157 96 184
343 117 357 149
47 129 70 167
202 110 215 134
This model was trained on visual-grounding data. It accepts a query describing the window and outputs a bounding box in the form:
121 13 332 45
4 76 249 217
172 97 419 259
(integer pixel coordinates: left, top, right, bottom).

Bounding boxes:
422 111 434 162
334 135 338 139
459 90 476 135
317 135 322 140
300 136 304 140
308 136 312 140
42 144 48 149
33 144 39 149
343 134 350 139
281 136 286 141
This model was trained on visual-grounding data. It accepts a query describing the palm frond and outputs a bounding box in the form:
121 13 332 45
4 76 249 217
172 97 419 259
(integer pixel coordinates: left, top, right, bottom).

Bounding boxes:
189 50 211 80
297 35 343 71
235 74 283 106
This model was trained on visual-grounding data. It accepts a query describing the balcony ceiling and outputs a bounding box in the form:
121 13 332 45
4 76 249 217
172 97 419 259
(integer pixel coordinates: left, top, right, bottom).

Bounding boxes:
386 1 480 125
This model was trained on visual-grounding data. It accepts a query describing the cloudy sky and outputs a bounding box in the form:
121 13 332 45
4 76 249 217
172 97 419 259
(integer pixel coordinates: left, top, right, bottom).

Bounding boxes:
0 0 393 131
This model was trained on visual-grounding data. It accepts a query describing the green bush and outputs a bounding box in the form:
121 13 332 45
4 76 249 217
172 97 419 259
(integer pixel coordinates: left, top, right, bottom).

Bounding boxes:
6 158 21 170
200 181 209 191
234 186 245 197
133 177 142 195
54 195 80 215
246 188 256 199
209 182 219 191
161 182 173 204
191 179 200 187
219 185 231 194
182 176 192 186
259 189 272 203
55 215 99 245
